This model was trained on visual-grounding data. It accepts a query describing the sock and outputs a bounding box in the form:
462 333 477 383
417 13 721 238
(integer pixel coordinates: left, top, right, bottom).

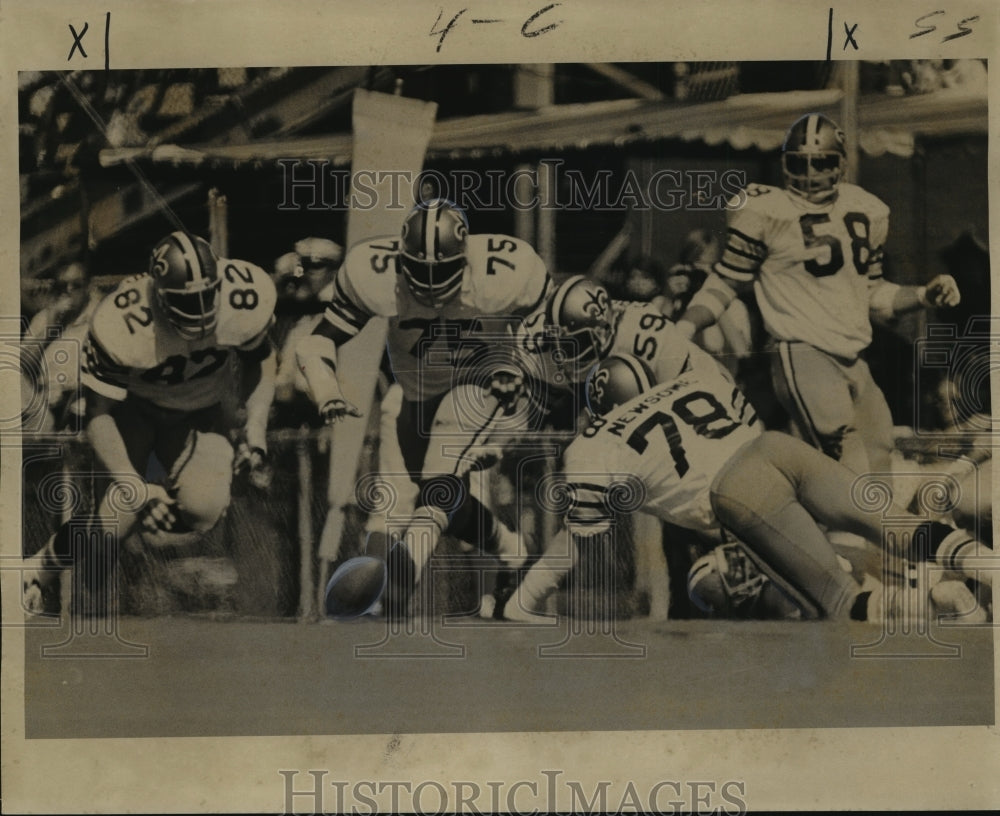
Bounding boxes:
912 521 963 562
934 529 994 588
850 590 872 622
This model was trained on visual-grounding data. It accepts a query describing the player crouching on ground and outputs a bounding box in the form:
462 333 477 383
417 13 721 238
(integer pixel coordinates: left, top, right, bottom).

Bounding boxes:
498 354 990 625
23 232 277 615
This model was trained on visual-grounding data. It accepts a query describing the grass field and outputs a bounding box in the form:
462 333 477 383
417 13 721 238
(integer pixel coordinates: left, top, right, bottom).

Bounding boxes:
24 615 995 738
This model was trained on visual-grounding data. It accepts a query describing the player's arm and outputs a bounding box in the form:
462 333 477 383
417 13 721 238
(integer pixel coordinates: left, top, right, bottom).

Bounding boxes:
231 329 278 487
869 276 961 323
675 201 764 339
83 387 178 530
865 210 960 322
294 275 371 423
83 389 140 481
238 331 277 453
79 330 137 476
80 325 177 528
674 270 744 340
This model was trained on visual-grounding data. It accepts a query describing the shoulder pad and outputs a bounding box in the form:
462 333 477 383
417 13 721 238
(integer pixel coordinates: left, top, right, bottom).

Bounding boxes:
217 259 278 345
465 234 549 313
339 236 400 317
89 276 157 365
837 183 890 218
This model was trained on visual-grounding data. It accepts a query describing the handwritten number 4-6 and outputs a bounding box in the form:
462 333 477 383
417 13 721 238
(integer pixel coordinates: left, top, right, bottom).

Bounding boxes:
911 11 979 40
431 4 561 52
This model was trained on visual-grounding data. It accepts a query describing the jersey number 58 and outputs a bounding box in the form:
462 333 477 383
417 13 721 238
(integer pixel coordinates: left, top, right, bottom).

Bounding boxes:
799 212 872 277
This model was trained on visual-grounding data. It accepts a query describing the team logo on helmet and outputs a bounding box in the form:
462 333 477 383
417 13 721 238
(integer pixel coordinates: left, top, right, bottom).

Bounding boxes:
585 353 656 416
546 275 615 382
150 231 221 339
587 365 611 410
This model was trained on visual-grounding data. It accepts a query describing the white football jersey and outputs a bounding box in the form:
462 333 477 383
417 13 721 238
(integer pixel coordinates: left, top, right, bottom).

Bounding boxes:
82 259 275 411
321 233 550 400
717 182 889 359
562 369 760 537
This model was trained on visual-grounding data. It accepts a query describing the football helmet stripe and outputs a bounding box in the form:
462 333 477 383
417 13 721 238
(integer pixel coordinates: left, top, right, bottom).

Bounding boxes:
806 113 818 147
171 232 203 283
546 274 585 326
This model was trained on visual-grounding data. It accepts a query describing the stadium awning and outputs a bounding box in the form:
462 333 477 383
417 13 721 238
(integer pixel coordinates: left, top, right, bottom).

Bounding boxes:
98 87 988 169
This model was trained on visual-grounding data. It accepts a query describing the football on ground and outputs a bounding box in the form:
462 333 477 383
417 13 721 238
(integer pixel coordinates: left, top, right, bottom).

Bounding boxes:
324 556 387 619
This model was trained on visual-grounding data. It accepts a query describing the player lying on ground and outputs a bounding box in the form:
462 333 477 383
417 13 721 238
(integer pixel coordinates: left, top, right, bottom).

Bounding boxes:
677 112 960 479
297 199 552 617
23 232 277 614
493 353 990 624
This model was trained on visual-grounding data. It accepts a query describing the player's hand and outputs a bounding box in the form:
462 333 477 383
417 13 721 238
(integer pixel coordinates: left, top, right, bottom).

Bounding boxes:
319 396 363 425
233 441 273 490
922 275 961 308
140 483 178 533
487 366 525 413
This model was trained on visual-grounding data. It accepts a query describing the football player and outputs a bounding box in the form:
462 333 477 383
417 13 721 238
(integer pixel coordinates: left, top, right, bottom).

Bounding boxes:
498 354 989 624
516 273 727 403
676 113 960 478
22 231 277 614
389 273 731 619
297 199 551 616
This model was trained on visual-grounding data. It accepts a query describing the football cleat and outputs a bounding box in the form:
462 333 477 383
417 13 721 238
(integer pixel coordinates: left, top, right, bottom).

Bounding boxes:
781 113 847 203
545 275 615 381
585 353 656 417
399 199 469 308
149 232 222 339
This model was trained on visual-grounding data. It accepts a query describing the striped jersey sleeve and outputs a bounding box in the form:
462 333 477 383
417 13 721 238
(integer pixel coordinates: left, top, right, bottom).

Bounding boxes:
717 192 768 282
322 268 375 338
81 329 129 401
564 477 614 535
320 239 400 339
864 204 889 281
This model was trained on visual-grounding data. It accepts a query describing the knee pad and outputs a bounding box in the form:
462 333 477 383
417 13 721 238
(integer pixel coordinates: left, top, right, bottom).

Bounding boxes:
169 432 234 532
